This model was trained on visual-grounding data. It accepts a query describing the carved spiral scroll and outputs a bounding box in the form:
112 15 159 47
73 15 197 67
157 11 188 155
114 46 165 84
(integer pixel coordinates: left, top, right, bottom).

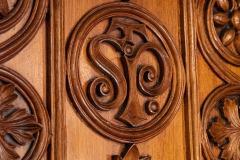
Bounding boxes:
137 42 172 97
88 35 127 111
202 84 240 160
67 2 185 143
0 0 48 63
0 65 50 160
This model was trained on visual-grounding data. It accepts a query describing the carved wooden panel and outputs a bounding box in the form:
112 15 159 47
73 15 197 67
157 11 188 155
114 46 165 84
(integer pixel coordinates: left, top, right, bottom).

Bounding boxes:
66 1 185 158
198 0 240 159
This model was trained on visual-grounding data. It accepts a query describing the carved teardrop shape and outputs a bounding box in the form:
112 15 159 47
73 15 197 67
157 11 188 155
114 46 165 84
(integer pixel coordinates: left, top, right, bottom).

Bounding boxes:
221 29 235 45
234 34 240 53
213 13 229 26
231 11 240 29
216 0 230 12
0 0 9 17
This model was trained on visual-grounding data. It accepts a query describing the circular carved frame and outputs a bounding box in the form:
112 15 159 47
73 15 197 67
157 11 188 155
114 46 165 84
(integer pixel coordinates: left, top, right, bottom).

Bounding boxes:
0 65 50 160
0 0 48 63
198 0 240 83
67 2 185 143
202 84 240 160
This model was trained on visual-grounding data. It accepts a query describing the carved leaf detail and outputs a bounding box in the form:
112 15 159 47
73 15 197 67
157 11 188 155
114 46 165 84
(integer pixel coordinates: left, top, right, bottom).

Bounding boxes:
112 144 151 160
209 99 240 160
0 84 42 160
2 109 42 145
0 84 17 113
0 0 9 17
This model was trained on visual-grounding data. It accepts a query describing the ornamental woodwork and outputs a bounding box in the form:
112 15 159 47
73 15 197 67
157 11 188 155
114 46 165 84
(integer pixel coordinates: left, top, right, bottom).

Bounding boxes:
67 1 185 158
0 0 49 159
2 0 240 159
67 0 185 147
0 65 49 160
0 0 48 63
198 0 240 159
112 144 151 160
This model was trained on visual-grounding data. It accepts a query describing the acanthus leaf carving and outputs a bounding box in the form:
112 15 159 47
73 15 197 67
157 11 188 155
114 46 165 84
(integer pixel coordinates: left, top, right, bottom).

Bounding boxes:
209 99 240 160
0 84 42 160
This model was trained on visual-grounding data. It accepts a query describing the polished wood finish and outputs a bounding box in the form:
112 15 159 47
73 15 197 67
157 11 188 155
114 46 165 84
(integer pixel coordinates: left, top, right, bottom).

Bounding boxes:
1 0 240 159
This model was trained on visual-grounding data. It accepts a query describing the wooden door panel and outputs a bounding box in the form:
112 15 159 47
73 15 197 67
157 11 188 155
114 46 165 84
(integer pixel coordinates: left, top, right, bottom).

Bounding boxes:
1 0 240 160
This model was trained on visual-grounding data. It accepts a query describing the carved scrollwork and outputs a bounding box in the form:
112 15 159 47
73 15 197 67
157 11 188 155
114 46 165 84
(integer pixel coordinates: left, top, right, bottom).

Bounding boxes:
0 65 49 160
202 84 240 160
0 0 48 63
67 2 185 143
197 0 240 83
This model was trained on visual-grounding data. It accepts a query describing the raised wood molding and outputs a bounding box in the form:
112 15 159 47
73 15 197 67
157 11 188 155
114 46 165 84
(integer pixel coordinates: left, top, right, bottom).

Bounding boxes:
183 0 200 159
49 0 66 159
0 0 49 64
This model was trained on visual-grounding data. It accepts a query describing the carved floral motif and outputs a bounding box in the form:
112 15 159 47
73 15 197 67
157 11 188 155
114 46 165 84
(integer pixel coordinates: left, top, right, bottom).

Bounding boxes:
209 98 240 160
0 84 42 160
112 144 151 160
213 0 240 53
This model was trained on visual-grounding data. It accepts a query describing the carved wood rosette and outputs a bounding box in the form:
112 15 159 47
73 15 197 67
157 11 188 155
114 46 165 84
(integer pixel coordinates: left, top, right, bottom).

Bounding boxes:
202 85 240 160
198 0 240 83
67 1 185 159
0 65 49 160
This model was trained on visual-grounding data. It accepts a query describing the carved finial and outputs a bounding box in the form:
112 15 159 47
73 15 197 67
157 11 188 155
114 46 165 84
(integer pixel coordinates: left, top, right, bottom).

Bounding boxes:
112 144 151 160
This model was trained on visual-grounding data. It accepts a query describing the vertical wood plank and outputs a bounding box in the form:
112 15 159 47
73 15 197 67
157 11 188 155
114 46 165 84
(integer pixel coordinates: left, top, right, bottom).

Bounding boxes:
183 0 200 159
49 0 66 159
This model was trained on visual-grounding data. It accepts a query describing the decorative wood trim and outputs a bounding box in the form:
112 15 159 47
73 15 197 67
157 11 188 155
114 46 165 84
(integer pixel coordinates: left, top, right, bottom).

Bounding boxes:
67 1 185 144
0 65 50 160
0 0 49 64
49 0 66 159
183 0 200 159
